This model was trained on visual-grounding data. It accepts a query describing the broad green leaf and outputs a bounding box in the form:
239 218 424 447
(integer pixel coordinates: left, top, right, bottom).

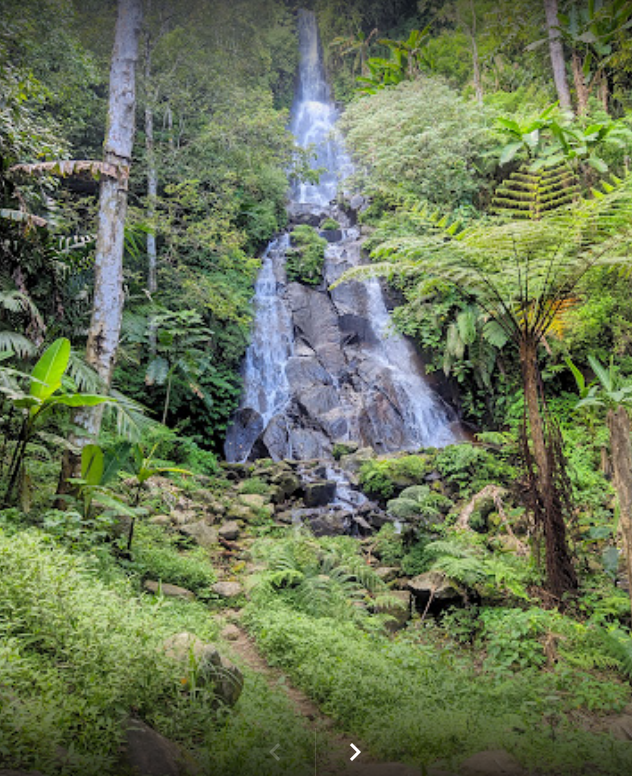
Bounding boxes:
102 441 132 486
499 142 522 166
565 356 588 397
49 393 111 408
82 444 104 487
30 338 71 401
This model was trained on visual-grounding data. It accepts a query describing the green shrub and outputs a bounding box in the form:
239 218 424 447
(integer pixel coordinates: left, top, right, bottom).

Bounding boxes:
238 476 270 495
245 600 632 774
359 454 435 499
386 485 452 524
286 225 327 285
0 529 218 775
320 217 340 230
435 444 515 496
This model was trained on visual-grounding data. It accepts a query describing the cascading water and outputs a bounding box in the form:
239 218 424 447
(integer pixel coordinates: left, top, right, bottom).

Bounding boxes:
224 9 458 463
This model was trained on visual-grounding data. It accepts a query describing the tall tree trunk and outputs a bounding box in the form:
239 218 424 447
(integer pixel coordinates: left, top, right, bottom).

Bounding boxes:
145 45 158 298
543 0 572 112
144 24 158 358
571 50 589 114
469 0 483 105
607 406 632 620
60 0 142 488
520 337 577 601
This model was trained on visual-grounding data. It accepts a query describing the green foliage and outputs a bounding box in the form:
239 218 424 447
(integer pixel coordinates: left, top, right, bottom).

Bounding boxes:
0 529 220 775
386 484 452 525
285 225 327 286
126 523 216 597
320 217 340 230
340 77 491 207
358 454 435 499
435 444 515 496
238 476 270 495
250 532 401 626
246 596 632 773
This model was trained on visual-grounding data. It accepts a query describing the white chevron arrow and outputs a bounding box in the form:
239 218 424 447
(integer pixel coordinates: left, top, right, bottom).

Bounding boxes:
350 743 361 762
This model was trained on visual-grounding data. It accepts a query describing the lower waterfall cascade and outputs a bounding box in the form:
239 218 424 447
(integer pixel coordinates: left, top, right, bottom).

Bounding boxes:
224 8 459 463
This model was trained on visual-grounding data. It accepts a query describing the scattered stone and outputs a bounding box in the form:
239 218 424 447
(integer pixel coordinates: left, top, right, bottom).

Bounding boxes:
276 509 294 524
239 493 267 510
218 521 240 541
221 624 241 641
349 193 365 211
303 481 336 507
150 514 171 527
163 632 244 706
178 521 218 549
270 470 301 500
339 447 376 473
212 581 243 599
227 502 254 521
170 508 197 526
459 750 527 776
144 581 195 601
408 571 463 609
119 717 196 776
375 567 400 583
352 514 372 533
308 511 349 537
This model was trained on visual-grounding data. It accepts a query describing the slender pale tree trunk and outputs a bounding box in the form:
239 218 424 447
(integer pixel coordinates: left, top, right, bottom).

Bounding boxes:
607 406 632 620
543 0 572 112
144 22 159 358
60 0 142 489
571 51 589 114
520 337 577 601
468 0 483 105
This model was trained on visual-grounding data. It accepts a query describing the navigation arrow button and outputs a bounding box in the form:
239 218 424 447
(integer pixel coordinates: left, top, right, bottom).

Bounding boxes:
270 743 281 761
350 743 361 762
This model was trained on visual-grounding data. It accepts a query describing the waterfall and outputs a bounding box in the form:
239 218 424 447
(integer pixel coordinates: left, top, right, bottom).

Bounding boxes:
224 9 458 463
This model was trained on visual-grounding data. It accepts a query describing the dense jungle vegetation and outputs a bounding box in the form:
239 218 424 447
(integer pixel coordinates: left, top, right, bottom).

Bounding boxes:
3 1 632 775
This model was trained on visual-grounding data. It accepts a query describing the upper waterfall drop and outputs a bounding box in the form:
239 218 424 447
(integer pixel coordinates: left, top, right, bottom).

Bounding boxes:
224 9 458 463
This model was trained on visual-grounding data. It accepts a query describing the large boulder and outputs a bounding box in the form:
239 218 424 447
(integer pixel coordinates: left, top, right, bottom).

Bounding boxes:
303 481 337 507
287 283 345 374
163 632 243 707
270 470 301 501
119 717 198 776
408 571 463 610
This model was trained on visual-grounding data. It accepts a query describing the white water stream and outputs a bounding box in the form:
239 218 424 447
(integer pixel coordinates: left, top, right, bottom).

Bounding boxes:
224 9 457 462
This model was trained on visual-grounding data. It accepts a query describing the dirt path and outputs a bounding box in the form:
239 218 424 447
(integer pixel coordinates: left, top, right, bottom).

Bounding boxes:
226 623 450 776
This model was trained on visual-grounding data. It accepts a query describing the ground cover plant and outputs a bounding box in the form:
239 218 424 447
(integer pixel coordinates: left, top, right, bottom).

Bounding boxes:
3 2 632 775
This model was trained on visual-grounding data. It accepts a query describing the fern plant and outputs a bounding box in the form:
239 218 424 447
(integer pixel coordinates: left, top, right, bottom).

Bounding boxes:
334 172 632 602
251 533 404 626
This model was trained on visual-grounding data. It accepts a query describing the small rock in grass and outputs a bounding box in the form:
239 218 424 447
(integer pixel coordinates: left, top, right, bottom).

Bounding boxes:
119 717 197 776
218 521 240 541
239 493 267 510
212 581 243 599
150 514 171 527
178 521 218 548
144 580 195 601
163 632 244 706
221 624 241 641
375 567 400 583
